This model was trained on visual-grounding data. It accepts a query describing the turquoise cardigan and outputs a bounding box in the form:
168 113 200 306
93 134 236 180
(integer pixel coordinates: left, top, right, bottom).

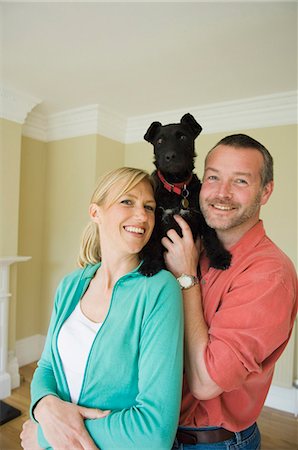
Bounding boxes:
30 264 183 449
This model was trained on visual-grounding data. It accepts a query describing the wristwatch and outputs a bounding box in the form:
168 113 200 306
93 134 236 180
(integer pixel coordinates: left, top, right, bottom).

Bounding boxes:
177 273 200 290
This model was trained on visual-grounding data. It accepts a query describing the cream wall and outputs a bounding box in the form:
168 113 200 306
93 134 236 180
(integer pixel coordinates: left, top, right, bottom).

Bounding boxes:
95 134 125 179
40 135 98 331
0 118 23 351
17 137 46 339
17 134 125 336
0 118 22 256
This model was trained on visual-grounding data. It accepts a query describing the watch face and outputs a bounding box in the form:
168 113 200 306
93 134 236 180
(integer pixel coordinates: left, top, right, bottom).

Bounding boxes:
178 274 193 289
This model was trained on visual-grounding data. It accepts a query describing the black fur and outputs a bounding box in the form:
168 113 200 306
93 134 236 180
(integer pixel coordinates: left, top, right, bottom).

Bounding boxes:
139 113 232 277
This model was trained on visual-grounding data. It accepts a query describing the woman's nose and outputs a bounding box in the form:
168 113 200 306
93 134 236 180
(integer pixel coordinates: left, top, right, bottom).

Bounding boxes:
135 206 147 221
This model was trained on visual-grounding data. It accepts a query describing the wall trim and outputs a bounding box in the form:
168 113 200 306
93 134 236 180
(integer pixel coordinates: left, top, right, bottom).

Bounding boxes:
125 90 298 143
264 384 297 416
22 91 297 144
15 334 45 368
0 86 41 124
7 351 20 390
21 111 48 142
23 105 127 143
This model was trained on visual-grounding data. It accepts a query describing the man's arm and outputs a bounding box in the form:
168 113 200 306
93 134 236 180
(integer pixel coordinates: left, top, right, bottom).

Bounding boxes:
162 214 223 400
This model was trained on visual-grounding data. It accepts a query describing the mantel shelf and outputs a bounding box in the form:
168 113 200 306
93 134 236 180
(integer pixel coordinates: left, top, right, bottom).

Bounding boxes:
0 256 31 265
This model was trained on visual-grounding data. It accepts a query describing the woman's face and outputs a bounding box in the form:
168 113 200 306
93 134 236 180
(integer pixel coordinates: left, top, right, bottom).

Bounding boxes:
91 179 156 258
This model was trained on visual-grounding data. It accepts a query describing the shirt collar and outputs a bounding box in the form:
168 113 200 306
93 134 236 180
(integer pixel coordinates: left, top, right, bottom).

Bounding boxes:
229 220 266 256
81 261 143 280
200 220 266 275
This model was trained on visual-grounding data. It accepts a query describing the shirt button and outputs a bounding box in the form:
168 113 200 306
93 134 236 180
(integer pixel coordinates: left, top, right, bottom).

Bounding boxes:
201 279 206 285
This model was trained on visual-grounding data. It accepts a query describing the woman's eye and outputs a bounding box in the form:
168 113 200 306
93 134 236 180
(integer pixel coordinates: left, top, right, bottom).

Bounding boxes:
145 205 155 212
121 199 132 205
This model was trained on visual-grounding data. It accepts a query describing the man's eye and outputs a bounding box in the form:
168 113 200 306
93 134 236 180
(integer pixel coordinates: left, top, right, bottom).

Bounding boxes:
207 175 218 181
235 179 248 185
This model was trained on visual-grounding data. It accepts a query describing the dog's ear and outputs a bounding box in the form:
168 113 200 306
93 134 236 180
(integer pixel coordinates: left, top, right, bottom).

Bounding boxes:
144 121 162 143
180 113 202 139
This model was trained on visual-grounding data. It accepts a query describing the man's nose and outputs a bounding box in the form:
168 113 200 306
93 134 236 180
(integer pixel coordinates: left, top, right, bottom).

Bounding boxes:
217 181 232 198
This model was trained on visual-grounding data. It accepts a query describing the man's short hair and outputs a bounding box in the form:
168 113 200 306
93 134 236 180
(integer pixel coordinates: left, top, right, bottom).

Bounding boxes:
211 134 273 186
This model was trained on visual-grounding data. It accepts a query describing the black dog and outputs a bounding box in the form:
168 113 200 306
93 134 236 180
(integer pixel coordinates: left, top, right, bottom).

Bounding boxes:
139 113 231 277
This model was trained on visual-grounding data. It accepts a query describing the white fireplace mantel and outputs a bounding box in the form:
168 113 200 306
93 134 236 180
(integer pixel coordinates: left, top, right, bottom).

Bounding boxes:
0 256 31 399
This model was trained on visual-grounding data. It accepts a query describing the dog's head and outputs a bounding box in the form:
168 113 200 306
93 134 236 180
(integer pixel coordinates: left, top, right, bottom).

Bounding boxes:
144 113 202 182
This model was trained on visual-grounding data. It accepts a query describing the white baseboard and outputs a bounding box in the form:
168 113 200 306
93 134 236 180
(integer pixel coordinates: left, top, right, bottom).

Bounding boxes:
15 334 45 367
0 371 11 399
264 384 297 415
7 352 20 389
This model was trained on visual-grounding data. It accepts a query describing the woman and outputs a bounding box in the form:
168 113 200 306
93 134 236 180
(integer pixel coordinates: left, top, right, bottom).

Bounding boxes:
21 167 183 450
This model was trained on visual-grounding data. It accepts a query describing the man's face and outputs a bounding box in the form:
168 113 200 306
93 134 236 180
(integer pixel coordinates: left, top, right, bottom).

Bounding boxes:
199 145 273 236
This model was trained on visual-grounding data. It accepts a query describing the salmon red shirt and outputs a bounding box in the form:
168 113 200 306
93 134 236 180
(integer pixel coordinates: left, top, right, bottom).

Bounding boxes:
180 220 297 431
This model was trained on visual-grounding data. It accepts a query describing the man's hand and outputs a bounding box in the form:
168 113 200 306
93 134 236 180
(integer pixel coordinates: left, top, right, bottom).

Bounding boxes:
161 215 201 277
33 395 110 449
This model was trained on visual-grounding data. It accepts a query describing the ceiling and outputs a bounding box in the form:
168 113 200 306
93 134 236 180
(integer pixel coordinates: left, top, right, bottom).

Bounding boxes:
1 1 297 120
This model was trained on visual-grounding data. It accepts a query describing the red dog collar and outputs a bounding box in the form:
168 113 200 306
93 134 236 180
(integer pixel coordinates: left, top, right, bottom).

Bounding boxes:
157 170 193 195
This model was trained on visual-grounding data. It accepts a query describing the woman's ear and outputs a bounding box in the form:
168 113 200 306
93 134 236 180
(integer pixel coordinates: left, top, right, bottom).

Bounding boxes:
89 203 100 222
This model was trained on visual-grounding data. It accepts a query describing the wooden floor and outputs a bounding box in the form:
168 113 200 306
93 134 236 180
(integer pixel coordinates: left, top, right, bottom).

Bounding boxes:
0 363 297 450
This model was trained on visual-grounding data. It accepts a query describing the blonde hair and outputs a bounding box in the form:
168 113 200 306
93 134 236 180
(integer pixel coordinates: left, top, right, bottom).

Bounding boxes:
78 167 154 268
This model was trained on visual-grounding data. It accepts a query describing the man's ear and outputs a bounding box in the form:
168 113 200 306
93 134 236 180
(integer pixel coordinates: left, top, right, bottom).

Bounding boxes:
89 203 100 222
260 180 274 206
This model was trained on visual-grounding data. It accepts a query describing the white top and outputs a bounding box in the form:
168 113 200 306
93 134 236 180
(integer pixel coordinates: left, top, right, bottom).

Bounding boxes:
57 301 102 403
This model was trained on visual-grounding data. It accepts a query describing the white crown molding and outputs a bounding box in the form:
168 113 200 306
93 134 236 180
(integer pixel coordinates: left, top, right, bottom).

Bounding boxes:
23 104 127 143
22 111 48 142
0 86 41 124
47 105 99 142
125 91 298 143
22 91 297 144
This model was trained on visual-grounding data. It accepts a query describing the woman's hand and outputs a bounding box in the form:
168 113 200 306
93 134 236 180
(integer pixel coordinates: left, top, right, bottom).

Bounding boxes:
33 395 110 449
20 419 42 450
161 215 201 277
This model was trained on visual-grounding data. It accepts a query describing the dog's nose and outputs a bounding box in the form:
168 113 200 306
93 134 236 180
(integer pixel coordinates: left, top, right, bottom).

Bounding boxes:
165 151 176 161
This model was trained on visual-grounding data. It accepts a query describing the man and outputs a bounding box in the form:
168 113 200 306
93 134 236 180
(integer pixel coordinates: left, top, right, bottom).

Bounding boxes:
162 134 297 450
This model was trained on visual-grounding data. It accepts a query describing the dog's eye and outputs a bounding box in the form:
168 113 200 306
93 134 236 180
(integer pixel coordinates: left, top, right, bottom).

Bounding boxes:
157 138 163 145
179 134 187 141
